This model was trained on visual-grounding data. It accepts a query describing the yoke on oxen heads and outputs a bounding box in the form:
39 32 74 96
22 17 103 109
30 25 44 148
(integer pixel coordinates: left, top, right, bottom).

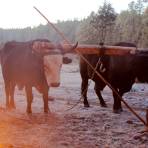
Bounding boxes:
32 39 78 56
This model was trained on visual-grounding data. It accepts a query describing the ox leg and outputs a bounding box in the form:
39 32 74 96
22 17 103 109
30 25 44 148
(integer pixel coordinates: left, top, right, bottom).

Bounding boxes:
9 83 16 109
42 83 49 113
94 84 107 107
42 88 49 113
81 78 89 107
113 91 123 113
25 86 33 114
5 83 10 109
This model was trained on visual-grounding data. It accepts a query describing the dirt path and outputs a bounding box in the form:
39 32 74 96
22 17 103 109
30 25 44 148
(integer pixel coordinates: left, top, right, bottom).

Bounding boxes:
0 64 148 148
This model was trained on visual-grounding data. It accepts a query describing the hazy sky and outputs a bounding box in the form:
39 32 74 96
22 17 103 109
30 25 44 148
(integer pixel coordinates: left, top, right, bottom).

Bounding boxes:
0 0 137 29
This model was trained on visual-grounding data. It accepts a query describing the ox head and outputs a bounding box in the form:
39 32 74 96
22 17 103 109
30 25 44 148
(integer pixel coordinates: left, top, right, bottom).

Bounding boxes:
134 50 148 83
32 39 78 87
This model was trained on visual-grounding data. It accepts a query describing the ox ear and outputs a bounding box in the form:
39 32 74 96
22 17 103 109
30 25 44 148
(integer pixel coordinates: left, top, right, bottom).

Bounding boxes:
63 57 72 64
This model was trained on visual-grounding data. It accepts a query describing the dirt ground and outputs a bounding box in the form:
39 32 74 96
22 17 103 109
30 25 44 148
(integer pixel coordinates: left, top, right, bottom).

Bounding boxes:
0 64 148 148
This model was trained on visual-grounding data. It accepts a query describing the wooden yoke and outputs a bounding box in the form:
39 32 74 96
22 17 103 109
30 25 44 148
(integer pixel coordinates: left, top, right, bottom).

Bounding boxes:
61 44 137 55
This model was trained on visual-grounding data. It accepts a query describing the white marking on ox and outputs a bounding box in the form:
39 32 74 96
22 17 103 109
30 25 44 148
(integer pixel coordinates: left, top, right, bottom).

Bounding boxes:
43 53 63 87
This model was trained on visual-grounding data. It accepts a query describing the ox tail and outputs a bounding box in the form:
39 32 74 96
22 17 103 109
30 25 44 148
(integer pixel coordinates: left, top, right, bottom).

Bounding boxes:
0 43 5 64
0 50 2 63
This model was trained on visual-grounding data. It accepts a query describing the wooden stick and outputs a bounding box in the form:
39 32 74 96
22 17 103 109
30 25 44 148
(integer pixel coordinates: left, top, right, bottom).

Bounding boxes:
75 44 137 55
33 7 70 45
61 44 148 55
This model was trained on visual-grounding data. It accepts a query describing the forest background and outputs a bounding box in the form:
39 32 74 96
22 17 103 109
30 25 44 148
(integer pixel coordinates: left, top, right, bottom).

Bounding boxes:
0 0 147 47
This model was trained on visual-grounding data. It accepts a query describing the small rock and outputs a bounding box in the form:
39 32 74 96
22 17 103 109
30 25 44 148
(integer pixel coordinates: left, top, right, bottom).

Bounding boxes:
133 134 142 140
126 120 133 124
104 144 110 148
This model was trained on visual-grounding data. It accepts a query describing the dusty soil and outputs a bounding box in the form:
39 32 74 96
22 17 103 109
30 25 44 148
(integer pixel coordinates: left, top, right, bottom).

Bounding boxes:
0 64 148 148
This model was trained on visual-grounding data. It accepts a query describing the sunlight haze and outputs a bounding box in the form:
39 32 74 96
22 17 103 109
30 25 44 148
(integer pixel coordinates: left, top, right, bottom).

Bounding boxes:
0 0 137 28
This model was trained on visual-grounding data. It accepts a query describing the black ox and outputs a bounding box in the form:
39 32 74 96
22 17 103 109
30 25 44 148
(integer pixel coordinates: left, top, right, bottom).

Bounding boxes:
0 39 77 113
80 42 148 113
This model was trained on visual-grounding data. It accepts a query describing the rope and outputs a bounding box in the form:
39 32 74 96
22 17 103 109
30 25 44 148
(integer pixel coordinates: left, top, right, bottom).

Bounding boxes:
65 58 102 111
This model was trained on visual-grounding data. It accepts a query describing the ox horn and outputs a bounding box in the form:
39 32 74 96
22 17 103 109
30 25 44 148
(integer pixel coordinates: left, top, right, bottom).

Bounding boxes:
58 42 78 54
32 40 78 55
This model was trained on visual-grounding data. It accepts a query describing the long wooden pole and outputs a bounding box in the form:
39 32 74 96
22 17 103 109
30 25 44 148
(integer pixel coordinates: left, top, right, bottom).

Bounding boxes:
60 44 138 55
33 6 147 126
34 7 70 45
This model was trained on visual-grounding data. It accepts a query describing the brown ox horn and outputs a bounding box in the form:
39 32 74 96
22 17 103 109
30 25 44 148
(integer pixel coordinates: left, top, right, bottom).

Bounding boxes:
58 42 78 54
32 40 78 55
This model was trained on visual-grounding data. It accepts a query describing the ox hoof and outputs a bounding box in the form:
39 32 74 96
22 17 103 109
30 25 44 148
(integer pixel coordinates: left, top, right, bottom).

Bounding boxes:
113 108 123 114
27 111 32 114
26 109 32 114
9 104 16 109
6 105 9 110
48 96 54 101
44 108 50 114
84 104 90 108
6 104 15 110
101 103 107 108
6 103 10 109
